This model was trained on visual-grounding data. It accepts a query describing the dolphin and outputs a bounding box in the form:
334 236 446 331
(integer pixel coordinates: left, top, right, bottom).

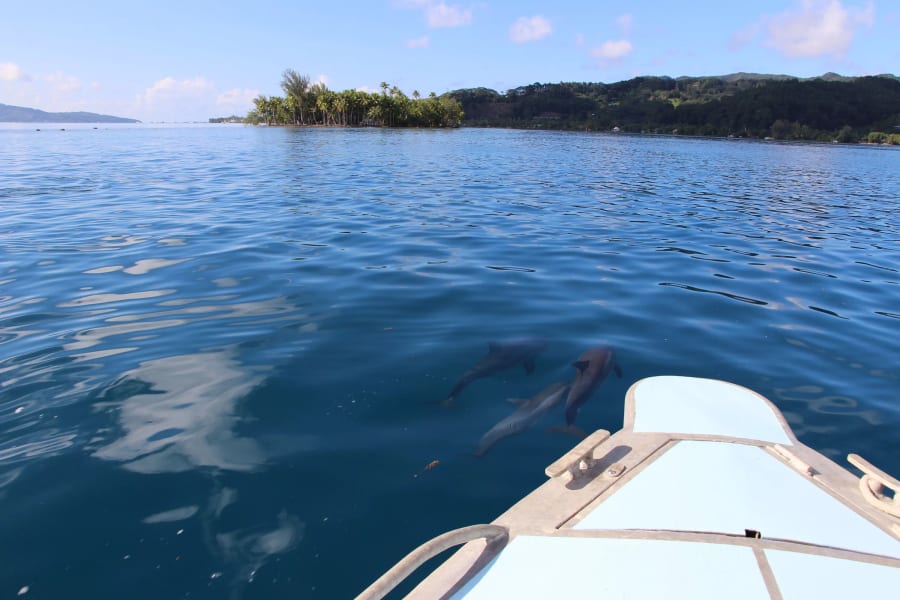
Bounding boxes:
442 338 547 407
474 382 570 457
563 347 622 430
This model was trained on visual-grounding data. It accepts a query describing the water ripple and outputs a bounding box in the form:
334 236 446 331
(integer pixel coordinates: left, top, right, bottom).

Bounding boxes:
485 265 537 272
0 429 78 464
659 282 769 306
0 125 898 599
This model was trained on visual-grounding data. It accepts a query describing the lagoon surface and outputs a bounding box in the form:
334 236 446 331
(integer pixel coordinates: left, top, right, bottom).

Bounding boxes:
1 124 898 598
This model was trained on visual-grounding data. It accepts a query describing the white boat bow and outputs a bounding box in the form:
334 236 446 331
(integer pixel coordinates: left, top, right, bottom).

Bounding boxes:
358 376 900 599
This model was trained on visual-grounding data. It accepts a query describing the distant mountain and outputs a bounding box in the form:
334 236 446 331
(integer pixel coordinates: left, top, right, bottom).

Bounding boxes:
0 103 139 123
683 72 880 83
715 72 797 82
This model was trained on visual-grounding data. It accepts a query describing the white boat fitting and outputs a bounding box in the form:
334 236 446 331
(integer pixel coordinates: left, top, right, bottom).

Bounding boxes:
357 376 900 599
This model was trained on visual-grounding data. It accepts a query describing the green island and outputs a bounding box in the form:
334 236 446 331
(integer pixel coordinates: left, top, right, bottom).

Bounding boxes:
244 69 464 128
448 73 900 144
241 69 900 144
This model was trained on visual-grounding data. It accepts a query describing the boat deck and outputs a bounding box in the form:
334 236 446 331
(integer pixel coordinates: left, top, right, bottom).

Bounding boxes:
397 377 900 599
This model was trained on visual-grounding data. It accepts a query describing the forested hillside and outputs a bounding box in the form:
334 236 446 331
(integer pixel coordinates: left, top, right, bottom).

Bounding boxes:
448 74 900 142
0 103 138 123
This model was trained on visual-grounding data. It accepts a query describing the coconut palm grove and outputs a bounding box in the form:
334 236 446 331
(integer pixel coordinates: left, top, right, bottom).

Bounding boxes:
245 69 464 128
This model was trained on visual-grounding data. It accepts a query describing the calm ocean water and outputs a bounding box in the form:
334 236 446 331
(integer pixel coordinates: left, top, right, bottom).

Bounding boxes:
1 123 898 598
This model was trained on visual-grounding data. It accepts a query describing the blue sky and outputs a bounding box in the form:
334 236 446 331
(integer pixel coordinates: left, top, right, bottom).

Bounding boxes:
1 0 896 122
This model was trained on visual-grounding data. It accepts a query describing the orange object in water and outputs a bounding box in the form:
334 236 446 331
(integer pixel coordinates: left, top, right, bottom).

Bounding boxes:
413 460 441 478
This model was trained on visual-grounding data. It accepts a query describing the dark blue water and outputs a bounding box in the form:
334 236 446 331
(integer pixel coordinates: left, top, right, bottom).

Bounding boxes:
1 124 898 598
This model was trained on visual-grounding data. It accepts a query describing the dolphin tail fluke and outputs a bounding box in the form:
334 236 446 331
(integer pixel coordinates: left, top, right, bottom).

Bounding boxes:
446 376 471 403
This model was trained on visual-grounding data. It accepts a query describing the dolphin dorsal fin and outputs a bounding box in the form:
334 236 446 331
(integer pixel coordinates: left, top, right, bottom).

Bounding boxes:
573 360 589 373
506 397 528 406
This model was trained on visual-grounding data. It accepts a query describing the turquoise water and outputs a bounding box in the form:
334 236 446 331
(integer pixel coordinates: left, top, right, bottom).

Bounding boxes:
1 124 898 598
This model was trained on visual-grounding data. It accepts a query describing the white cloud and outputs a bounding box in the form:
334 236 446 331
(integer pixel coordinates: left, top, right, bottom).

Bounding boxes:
137 76 214 107
575 33 585 47
0 67 100 114
216 88 259 110
764 0 874 57
509 16 553 43
132 76 218 121
426 2 472 27
45 71 81 94
406 35 430 48
616 13 634 35
0 62 31 82
0 66 134 117
397 0 472 28
592 40 633 60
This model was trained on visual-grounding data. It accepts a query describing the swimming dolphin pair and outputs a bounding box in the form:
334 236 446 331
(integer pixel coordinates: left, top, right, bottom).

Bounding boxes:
442 338 547 407
473 382 570 456
472 346 622 454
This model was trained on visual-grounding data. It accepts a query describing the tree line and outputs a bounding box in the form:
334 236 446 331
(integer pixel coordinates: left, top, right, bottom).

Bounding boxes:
246 69 464 128
447 74 900 143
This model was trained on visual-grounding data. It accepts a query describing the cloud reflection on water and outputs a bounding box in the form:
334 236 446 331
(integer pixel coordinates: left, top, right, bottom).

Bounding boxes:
213 509 306 584
142 505 199 524
58 289 176 307
93 348 267 474
83 258 190 276
0 466 23 500
60 293 298 357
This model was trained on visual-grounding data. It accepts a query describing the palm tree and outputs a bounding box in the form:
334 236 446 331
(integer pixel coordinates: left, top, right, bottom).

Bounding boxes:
245 72 464 129
333 93 348 126
269 96 288 124
315 88 335 125
252 94 270 125
306 83 329 125
281 69 310 125
283 95 298 125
